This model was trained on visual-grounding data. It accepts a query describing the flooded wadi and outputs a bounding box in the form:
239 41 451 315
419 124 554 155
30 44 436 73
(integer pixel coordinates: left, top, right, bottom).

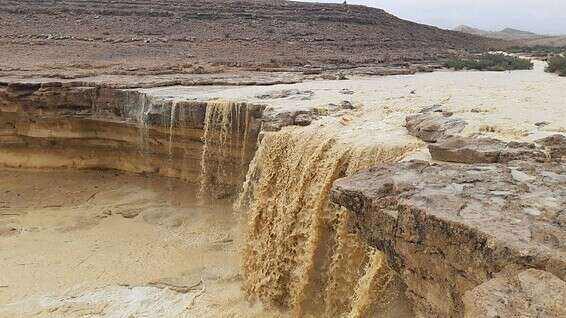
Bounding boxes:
0 169 283 317
0 59 565 317
2 1 565 317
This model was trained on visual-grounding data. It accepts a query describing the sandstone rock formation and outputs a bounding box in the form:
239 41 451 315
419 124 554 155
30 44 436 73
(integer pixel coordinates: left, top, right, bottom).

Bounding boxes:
428 135 566 164
331 159 565 317
0 81 265 197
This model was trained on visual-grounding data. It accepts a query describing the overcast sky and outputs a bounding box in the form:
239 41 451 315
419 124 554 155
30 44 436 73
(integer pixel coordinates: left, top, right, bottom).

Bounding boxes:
299 1 566 35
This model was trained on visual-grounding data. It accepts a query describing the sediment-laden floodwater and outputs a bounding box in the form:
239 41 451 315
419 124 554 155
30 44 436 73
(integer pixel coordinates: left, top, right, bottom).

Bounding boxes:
0 169 281 317
1 61 565 317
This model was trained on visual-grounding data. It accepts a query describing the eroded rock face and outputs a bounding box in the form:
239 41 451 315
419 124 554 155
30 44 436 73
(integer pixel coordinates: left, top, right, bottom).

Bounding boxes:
0 82 265 196
331 160 565 317
463 269 566 318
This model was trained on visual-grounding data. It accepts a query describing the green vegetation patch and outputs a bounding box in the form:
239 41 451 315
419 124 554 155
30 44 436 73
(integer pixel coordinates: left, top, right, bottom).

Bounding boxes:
445 53 533 71
505 46 566 55
546 55 566 76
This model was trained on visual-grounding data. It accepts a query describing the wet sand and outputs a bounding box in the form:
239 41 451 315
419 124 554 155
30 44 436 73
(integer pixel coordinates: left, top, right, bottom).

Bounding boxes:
0 169 280 317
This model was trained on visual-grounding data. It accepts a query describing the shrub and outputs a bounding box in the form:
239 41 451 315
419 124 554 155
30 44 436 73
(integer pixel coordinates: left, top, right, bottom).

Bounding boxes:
546 55 566 76
504 45 566 55
445 53 533 71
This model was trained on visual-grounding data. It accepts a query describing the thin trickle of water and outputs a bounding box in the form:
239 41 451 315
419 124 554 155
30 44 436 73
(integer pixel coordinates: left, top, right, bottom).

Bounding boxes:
136 95 152 157
240 107 252 176
168 101 178 158
348 250 394 318
238 127 420 317
199 101 233 200
166 101 178 192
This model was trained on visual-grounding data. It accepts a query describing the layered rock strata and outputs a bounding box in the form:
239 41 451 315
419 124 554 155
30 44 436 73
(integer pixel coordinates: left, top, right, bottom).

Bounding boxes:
0 82 265 196
0 0 498 78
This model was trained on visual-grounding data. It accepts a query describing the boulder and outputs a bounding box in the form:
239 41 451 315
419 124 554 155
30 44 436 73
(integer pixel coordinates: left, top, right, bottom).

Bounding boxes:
261 109 320 131
405 112 466 142
428 137 546 164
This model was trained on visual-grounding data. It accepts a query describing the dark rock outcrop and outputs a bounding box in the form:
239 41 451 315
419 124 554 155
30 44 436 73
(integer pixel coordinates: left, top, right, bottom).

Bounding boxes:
536 134 566 161
255 89 314 101
260 108 321 131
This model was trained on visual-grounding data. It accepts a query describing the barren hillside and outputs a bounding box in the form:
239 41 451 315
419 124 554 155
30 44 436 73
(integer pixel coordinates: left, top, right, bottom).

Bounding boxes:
0 0 498 77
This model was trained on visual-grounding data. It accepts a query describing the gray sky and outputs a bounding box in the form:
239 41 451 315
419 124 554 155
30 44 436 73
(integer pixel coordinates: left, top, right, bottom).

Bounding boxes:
299 1 566 35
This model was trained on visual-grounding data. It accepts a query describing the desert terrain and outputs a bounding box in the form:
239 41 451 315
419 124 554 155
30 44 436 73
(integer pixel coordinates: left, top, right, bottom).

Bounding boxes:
0 0 497 79
0 1 564 318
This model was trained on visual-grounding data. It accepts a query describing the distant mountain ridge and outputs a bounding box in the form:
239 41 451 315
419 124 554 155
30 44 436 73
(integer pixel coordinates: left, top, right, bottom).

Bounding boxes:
454 25 566 47
454 25 542 40
500 28 538 36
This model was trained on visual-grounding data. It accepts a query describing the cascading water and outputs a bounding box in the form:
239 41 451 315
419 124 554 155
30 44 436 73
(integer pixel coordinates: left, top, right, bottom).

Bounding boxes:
237 127 420 317
136 93 153 157
165 101 179 192
198 100 254 200
1 83 422 316
168 101 178 158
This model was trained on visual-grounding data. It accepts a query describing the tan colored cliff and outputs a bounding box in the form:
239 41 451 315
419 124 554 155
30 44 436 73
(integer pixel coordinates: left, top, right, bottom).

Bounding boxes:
0 82 265 197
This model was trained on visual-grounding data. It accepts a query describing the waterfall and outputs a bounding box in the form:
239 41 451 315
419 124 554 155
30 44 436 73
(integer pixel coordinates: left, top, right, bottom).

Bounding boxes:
168 101 178 158
198 101 253 200
237 127 420 317
136 94 152 157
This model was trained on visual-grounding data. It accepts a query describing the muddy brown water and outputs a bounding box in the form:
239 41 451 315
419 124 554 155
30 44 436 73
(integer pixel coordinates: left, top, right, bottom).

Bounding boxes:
0 169 281 317
1 62 565 317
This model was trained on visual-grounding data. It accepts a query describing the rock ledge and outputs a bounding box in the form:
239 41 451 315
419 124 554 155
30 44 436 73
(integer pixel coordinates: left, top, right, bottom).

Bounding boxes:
331 159 565 317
